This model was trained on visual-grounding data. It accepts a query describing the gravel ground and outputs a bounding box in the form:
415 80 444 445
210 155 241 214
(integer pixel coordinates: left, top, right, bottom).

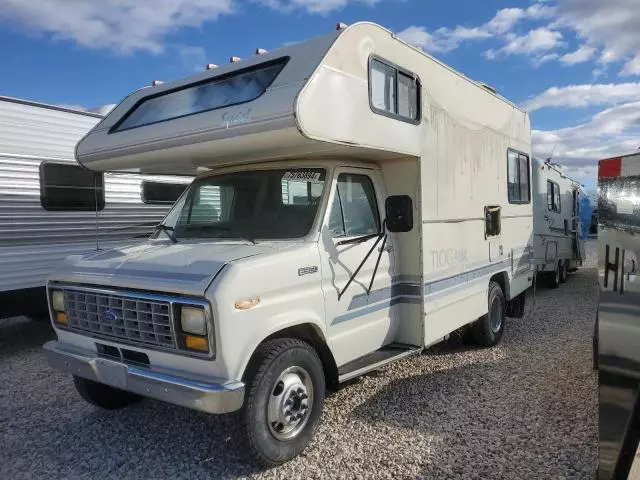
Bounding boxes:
0 241 599 480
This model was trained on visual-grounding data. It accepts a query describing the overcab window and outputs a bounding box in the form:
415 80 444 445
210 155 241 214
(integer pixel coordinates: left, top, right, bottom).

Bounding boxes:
40 162 105 211
112 58 289 132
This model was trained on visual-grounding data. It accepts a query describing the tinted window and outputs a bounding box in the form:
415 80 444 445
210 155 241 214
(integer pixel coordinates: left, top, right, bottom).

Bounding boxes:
507 150 530 204
40 162 104 211
142 181 188 204
370 58 420 122
171 168 326 240
547 181 561 212
114 58 288 132
329 174 380 237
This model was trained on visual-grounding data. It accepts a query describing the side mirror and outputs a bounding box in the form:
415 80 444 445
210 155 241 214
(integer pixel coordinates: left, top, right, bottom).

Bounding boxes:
385 195 413 233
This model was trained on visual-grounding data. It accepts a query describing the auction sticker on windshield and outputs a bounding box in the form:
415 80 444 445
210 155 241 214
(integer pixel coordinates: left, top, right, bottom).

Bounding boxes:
282 171 323 182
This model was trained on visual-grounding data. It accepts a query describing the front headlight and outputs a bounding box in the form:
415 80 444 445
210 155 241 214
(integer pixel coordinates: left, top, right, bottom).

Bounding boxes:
52 290 65 312
180 306 207 335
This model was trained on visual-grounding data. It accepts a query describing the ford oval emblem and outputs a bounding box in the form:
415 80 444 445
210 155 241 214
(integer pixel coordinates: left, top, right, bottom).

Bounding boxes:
103 309 119 322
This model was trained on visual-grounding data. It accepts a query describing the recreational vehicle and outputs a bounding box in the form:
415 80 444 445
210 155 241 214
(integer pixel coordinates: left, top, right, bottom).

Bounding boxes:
595 153 640 479
0 96 190 318
531 158 587 287
42 22 534 465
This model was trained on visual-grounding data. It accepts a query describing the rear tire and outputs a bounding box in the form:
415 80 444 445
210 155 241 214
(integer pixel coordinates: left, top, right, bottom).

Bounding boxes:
559 261 568 283
73 376 142 410
472 281 506 347
548 262 561 289
241 338 325 466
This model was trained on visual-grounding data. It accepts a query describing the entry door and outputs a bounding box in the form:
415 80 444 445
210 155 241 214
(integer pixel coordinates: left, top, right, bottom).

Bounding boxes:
319 168 398 367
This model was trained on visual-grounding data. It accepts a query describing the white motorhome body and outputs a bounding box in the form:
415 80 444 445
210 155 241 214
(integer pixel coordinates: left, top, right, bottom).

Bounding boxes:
43 22 533 464
531 157 586 287
0 96 190 318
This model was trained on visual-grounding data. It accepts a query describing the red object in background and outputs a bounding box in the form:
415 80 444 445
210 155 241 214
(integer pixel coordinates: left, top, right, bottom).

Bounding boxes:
599 157 622 178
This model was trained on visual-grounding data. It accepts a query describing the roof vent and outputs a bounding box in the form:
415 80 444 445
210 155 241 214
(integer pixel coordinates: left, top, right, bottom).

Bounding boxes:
230 56 241 63
151 80 164 86
205 64 218 70
336 22 348 30
256 48 268 55
477 81 497 94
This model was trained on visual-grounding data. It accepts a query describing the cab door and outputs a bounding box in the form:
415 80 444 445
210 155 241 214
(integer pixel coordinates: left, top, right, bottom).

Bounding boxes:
319 167 398 367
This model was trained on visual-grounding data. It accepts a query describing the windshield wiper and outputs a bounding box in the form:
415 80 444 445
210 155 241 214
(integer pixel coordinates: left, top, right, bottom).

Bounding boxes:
186 225 256 244
154 224 178 244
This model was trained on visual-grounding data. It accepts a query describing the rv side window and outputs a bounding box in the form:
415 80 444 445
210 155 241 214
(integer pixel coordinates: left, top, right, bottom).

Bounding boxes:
369 58 420 123
547 181 561 212
507 150 530 204
40 162 105 211
141 181 189 204
329 174 381 237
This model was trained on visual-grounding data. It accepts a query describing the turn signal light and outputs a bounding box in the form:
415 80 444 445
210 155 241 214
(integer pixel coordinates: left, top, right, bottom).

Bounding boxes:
185 335 209 352
56 312 69 325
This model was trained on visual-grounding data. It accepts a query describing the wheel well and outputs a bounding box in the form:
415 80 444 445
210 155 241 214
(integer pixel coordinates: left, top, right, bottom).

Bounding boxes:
247 324 339 391
490 271 509 299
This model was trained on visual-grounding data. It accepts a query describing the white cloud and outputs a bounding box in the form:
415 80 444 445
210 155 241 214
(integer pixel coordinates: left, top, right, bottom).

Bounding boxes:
398 2 555 53
0 0 234 54
532 101 640 170
559 44 596 65
532 52 559 67
500 27 564 56
59 103 117 116
256 0 381 14
177 45 208 72
524 82 640 111
554 0 640 76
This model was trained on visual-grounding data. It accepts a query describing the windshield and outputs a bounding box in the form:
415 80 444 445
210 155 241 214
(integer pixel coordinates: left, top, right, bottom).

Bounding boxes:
160 168 327 241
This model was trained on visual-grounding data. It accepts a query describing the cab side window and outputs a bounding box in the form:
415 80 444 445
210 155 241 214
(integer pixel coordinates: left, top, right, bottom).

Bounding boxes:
329 174 380 237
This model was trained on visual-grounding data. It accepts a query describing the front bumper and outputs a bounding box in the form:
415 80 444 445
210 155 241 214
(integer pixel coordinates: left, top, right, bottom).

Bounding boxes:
43 341 244 414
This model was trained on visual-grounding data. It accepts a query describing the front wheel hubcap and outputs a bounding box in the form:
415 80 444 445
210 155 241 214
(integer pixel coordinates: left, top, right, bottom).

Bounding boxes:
489 297 503 333
267 366 313 441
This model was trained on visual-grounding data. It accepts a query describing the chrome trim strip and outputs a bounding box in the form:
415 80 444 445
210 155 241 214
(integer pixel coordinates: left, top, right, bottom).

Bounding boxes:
43 341 243 414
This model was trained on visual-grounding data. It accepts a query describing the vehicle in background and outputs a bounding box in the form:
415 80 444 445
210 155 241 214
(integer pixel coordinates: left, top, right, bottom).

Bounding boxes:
531 157 589 288
0 96 190 319
42 22 534 465
596 153 640 479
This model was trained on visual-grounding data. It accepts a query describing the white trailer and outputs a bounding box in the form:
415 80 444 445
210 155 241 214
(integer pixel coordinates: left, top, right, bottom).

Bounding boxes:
42 22 534 465
531 157 586 287
0 96 190 318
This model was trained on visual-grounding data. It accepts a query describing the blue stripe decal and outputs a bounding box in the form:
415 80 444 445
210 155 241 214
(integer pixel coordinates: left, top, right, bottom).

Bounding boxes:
332 259 511 325
333 295 422 325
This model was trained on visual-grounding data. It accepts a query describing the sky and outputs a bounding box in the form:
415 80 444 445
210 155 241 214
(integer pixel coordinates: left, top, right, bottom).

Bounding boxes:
0 0 639 193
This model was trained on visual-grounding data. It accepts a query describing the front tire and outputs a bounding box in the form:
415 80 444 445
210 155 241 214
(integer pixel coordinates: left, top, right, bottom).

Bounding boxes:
73 376 142 410
472 281 506 347
241 338 325 466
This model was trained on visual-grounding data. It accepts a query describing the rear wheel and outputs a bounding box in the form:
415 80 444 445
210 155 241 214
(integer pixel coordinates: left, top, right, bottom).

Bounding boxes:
560 261 568 283
472 281 506 347
548 262 561 289
73 376 142 410
241 338 325 466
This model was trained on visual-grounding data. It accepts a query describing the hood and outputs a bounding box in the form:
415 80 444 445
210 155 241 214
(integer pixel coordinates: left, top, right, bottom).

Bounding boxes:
50 239 282 296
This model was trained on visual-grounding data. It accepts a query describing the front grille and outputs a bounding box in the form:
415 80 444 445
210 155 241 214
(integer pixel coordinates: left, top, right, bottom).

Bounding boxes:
64 289 176 349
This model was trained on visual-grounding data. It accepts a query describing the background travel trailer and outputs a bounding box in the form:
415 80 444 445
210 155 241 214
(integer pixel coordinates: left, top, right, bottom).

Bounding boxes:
0 96 190 319
596 153 640 479
531 157 588 287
